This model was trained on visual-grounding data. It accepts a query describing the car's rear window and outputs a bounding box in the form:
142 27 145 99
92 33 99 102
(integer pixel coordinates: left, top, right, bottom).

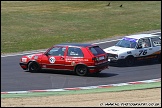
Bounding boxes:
89 46 105 56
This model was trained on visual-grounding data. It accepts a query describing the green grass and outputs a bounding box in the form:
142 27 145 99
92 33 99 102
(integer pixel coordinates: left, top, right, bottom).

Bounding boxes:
1 1 161 53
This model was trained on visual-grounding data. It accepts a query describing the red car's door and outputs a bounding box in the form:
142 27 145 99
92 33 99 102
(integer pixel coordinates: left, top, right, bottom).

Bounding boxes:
41 46 67 70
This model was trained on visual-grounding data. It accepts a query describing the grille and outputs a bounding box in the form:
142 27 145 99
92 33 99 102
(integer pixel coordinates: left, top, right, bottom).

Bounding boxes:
107 53 118 58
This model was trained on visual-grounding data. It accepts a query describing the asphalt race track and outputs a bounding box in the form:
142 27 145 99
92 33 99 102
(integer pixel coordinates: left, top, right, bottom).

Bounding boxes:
1 31 161 92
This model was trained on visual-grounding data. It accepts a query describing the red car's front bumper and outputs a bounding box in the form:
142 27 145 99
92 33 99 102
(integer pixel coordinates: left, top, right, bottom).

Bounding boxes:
19 62 28 70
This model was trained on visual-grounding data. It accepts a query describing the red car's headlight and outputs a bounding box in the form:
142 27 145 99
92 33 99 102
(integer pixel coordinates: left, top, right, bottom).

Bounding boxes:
21 58 27 62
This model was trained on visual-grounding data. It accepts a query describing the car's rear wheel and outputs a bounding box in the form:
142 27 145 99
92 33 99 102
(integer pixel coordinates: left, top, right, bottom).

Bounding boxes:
28 62 40 72
125 56 135 66
75 65 88 76
156 54 161 63
95 71 101 74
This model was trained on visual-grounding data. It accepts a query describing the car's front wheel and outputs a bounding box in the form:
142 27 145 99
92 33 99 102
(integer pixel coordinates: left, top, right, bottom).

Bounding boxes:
125 56 135 66
156 54 161 63
95 71 101 74
75 65 88 76
28 62 40 72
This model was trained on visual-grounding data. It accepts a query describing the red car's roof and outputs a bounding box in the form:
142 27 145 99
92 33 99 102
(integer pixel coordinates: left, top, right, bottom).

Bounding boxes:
55 43 96 47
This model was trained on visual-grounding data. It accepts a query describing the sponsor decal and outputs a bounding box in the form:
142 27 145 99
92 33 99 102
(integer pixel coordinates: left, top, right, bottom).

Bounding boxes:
27 54 33 59
34 56 38 60
153 41 161 46
71 61 76 66
49 57 56 64
66 58 88 62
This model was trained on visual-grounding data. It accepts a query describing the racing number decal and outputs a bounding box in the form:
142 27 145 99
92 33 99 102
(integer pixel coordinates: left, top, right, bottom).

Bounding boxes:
49 57 56 63
139 50 147 56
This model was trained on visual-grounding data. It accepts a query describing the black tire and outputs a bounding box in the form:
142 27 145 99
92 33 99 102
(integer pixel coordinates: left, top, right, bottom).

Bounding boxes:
28 62 40 72
117 60 125 66
125 56 135 66
95 71 101 74
75 65 88 76
157 54 161 63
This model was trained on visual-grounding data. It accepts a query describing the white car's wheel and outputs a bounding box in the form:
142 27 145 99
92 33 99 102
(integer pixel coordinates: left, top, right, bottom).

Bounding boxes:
157 54 161 63
125 56 135 66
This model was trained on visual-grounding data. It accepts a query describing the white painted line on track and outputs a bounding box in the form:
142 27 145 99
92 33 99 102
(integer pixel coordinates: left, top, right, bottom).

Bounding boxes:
93 39 121 45
1 50 46 58
1 78 161 94
151 32 161 35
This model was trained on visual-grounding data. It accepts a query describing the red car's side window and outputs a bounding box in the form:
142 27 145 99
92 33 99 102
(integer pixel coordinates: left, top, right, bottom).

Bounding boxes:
48 47 66 56
67 47 84 57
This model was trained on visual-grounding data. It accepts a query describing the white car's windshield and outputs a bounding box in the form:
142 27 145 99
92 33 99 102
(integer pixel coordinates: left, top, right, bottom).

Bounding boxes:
115 37 137 48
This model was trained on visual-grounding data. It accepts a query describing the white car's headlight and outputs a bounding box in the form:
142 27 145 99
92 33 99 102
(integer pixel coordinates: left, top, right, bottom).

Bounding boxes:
108 53 118 59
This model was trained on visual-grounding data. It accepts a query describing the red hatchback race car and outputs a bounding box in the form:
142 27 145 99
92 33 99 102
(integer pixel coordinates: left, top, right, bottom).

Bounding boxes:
19 43 109 76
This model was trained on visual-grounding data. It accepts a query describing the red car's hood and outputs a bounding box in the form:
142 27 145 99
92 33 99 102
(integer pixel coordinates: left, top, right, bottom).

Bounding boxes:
24 53 44 60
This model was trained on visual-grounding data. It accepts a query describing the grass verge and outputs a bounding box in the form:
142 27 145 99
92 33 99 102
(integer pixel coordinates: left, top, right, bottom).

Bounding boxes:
1 1 161 53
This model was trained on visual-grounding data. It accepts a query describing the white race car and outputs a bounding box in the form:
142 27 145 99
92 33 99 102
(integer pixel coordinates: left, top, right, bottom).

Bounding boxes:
104 33 161 66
